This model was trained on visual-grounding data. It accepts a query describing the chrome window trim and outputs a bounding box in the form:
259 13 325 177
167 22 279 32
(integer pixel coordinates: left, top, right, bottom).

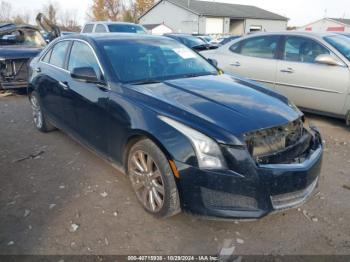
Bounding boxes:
39 38 109 89
39 40 71 73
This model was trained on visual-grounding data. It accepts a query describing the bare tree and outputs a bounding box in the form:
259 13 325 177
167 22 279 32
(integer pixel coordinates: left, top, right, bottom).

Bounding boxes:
90 0 123 21
60 9 80 32
105 0 122 21
43 2 59 24
134 0 154 19
0 1 12 22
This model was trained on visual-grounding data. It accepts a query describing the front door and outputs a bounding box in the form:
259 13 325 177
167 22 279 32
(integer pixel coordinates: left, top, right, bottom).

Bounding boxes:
65 40 110 155
275 36 349 115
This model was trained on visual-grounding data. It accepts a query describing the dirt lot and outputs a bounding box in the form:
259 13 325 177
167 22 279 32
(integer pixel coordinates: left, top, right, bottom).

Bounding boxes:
0 94 349 255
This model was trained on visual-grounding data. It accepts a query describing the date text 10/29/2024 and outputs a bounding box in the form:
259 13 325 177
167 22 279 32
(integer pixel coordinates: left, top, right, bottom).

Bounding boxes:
127 256 219 261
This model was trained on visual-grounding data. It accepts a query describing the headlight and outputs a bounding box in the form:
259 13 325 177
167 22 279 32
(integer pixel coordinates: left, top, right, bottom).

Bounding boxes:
159 116 226 169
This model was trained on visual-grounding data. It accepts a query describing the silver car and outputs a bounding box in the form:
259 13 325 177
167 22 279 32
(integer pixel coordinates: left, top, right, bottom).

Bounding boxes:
204 32 350 125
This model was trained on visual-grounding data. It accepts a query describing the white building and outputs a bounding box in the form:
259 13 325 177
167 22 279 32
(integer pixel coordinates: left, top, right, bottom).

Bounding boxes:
139 0 288 35
298 18 350 32
143 23 173 35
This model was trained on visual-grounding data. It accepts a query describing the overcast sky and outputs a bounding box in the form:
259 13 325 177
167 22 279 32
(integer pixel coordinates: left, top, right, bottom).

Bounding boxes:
10 0 350 26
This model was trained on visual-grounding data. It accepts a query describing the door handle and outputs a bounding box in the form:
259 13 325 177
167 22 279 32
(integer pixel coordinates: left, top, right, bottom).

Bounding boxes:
230 61 241 67
58 81 69 90
34 67 41 73
280 68 294 73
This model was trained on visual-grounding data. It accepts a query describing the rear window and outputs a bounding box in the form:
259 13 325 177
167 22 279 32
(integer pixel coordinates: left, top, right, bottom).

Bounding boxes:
49 41 70 68
82 24 94 33
107 24 146 34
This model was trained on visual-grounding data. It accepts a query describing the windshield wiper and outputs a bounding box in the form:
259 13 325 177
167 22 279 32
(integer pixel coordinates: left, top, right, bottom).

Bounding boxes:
129 79 162 85
179 72 215 79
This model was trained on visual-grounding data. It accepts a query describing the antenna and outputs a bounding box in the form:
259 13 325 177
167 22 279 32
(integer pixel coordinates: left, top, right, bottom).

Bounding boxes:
188 0 190 8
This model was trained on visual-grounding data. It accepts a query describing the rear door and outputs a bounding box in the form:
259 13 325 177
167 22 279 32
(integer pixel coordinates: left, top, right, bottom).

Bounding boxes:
217 35 280 89
37 40 71 124
275 36 349 115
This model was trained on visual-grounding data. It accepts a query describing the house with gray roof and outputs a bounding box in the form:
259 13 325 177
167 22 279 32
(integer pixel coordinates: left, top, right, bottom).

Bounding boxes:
139 0 288 35
298 18 350 32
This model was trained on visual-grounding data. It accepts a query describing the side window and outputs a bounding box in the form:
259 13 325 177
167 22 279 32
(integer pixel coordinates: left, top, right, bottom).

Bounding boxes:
229 42 240 53
68 41 101 77
42 48 52 63
240 36 279 59
82 24 94 33
49 41 70 68
284 36 330 63
95 24 107 33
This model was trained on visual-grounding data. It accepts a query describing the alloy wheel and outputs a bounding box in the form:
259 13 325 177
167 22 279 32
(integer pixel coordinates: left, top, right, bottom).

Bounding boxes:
128 150 165 212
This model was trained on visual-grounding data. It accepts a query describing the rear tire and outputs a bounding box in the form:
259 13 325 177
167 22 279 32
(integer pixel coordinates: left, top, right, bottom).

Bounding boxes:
127 139 181 218
29 91 56 132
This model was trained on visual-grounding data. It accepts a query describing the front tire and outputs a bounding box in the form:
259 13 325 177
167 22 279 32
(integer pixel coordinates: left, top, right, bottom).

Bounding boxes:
127 139 181 218
29 91 56 132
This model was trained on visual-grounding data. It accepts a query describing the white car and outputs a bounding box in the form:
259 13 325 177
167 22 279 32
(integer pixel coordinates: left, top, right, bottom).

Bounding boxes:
203 32 350 125
81 22 147 34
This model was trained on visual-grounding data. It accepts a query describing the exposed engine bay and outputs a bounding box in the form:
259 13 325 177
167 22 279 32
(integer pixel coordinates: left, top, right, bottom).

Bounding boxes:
245 118 321 165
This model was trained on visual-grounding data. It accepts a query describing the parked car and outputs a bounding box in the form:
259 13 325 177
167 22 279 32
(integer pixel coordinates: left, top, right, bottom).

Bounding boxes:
61 31 75 36
81 22 147 34
192 34 214 43
203 32 350 125
0 23 47 90
216 35 241 46
28 34 323 219
164 33 218 51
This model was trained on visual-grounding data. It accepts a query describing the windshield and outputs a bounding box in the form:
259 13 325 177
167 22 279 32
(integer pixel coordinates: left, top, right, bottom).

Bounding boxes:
324 35 350 61
0 29 46 47
201 36 212 43
108 24 147 34
102 38 218 83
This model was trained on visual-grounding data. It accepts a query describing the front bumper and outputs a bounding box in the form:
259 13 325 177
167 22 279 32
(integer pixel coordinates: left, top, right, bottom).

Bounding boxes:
175 129 323 219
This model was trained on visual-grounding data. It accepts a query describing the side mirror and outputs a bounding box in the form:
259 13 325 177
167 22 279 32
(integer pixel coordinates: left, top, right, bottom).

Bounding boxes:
315 54 344 66
71 67 99 83
207 58 218 67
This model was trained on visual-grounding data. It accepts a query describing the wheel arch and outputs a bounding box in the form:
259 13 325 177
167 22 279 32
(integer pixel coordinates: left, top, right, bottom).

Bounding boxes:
122 129 173 174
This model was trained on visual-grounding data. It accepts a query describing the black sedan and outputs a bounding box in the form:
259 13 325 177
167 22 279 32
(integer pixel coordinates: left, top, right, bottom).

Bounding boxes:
28 34 323 219
164 33 218 51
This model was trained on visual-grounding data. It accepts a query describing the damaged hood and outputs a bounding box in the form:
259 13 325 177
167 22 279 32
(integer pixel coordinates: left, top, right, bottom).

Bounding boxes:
126 74 302 137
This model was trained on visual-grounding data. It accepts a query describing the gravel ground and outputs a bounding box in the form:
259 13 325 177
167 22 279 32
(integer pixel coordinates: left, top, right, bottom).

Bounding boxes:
0 94 349 255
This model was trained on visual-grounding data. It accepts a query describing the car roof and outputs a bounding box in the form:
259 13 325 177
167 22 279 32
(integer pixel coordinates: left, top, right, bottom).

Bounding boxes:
84 21 142 26
165 33 198 37
242 31 341 39
59 33 172 43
